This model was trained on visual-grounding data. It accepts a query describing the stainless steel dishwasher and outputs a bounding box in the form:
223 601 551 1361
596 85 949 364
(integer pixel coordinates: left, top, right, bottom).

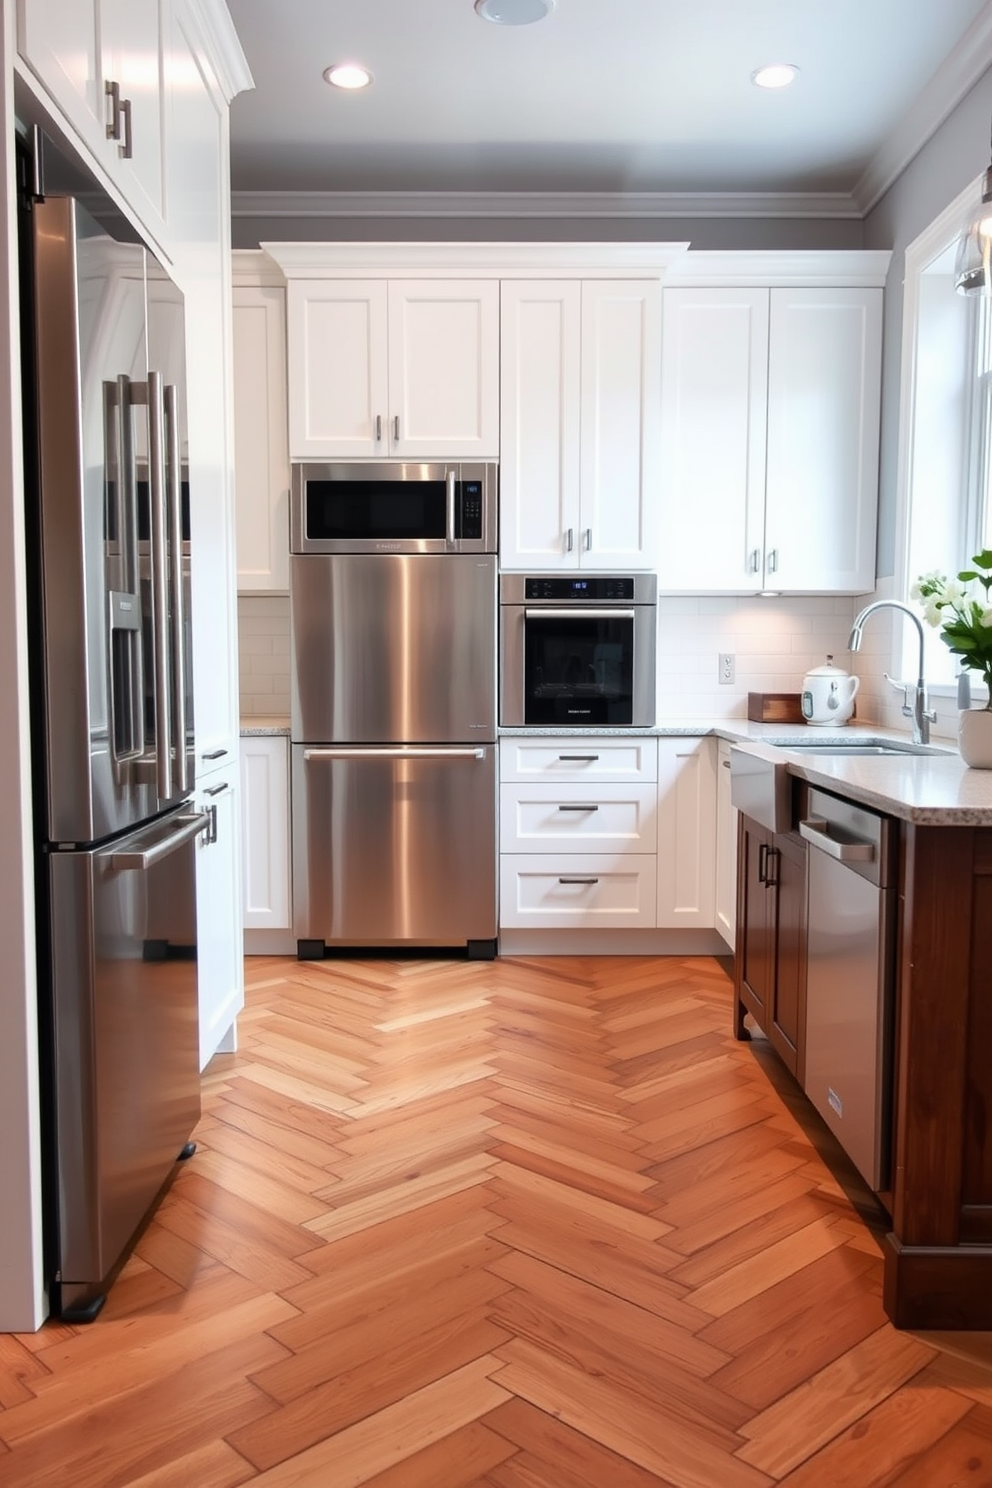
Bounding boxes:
799 787 897 1192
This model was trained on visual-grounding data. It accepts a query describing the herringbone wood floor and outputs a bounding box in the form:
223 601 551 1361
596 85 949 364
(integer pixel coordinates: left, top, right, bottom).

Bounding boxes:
2 954 992 1487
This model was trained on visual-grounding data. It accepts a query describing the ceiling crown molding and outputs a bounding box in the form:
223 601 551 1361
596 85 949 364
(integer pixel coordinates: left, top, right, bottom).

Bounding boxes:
184 0 255 104
260 241 692 279
232 188 862 222
854 0 992 215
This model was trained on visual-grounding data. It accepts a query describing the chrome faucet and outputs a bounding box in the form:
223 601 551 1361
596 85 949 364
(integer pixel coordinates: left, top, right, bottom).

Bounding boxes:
848 600 937 745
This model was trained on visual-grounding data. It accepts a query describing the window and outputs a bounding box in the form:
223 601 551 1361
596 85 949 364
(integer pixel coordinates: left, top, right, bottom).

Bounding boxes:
898 178 990 693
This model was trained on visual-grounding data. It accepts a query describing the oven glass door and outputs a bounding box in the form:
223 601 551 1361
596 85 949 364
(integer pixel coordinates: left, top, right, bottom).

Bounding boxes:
523 610 634 725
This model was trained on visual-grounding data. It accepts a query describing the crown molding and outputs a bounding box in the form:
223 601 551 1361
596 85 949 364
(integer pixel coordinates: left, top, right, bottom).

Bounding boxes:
234 188 862 222
260 241 692 279
184 0 255 104
664 249 892 288
854 1 992 215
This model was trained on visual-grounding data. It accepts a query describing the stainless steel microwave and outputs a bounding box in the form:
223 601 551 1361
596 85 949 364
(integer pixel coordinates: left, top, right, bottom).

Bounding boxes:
291 461 498 555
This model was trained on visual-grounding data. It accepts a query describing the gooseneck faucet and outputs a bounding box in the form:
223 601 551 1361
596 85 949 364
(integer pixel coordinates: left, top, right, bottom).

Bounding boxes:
848 600 937 745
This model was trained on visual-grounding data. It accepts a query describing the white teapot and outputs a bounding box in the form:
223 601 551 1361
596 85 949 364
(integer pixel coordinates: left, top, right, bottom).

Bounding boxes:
801 655 860 726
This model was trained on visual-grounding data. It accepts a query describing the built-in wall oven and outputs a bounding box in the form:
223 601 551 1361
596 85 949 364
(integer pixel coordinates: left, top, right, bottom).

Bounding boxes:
500 573 657 727
290 461 498 958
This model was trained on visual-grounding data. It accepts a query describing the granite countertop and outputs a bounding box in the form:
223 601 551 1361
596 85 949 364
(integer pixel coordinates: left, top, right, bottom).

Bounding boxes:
240 716 992 823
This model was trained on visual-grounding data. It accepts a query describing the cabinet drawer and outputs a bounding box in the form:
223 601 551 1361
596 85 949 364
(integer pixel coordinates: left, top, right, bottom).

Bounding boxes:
499 736 658 783
500 784 657 854
499 854 657 928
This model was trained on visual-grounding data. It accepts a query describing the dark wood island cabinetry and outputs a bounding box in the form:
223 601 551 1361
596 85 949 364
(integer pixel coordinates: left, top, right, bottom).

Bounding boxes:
734 814 807 1086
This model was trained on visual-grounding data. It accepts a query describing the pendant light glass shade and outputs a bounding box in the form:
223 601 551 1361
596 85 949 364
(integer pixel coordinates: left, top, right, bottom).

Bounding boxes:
956 107 992 297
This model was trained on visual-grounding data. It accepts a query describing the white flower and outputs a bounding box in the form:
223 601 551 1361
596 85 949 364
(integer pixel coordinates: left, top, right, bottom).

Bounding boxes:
923 598 944 627
980 606 992 629
942 579 968 605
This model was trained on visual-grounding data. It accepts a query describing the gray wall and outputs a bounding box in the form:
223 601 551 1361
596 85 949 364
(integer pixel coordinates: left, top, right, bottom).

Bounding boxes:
866 69 992 576
231 209 863 252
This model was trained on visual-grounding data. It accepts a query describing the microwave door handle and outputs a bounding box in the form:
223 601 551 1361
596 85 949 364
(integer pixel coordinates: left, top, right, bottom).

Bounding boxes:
164 382 188 796
147 370 172 802
447 468 457 546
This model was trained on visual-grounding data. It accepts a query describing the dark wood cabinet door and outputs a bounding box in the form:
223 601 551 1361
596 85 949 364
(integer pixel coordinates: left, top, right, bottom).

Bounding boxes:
736 817 776 1030
766 831 807 1083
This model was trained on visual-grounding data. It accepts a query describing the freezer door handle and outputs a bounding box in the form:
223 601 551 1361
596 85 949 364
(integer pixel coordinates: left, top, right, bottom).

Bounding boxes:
164 382 189 796
110 810 211 871
303 747 487 761
147 370 172 802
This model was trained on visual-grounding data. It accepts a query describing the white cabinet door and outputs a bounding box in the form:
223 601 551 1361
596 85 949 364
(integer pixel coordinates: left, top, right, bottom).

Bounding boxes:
167 0 239 775
233 284 290 591
714 738 737 948
500 783 658 855
241 735 291 931
499 280 581 570
500 853 658 929
196 763 244 1069
18 0 167 244
658 287 769 593
765 287 882 594
579 280 661 570
100 0 167 234
17 0 102 149
656 737 716 930
287 279 389 458
499 735 658 785
387 280 499 459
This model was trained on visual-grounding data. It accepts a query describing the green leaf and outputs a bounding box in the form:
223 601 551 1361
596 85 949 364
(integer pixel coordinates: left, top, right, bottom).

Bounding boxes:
958 570 979 582
971 549 992 570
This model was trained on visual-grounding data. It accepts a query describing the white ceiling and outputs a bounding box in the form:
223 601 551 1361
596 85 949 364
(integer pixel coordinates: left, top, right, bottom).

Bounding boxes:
226 0 992 213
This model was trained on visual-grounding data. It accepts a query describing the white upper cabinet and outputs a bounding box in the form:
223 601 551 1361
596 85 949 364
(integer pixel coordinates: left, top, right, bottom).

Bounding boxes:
500 279 661 571
657 254 888 595
285 277 499 460
232 266 290 592
18 0 168 245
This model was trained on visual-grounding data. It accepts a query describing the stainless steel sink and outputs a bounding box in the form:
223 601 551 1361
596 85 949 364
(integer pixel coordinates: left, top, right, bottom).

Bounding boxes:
783 744 918 757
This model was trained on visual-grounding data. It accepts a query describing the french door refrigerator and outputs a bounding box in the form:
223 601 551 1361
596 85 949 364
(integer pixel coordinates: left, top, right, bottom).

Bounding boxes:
20 139 208 1320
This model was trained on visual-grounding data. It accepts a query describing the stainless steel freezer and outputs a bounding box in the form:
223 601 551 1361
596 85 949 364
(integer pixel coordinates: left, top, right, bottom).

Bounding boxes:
290 548 498 955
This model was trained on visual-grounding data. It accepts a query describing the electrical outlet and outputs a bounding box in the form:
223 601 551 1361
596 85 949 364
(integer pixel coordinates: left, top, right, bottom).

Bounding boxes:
719 652 735 685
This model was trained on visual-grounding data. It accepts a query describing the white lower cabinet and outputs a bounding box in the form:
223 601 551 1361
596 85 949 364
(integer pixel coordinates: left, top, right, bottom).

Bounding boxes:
656 737 717 929
195 761 245 1069
500 855 658 929
715 738 738 948
499 735 659 930
240 734 292 932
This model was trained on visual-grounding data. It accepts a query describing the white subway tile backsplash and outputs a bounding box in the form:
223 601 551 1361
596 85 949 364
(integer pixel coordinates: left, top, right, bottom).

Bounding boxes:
238 595 291 716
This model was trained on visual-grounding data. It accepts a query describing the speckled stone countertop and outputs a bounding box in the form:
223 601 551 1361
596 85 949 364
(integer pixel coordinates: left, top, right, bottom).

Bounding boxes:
241 717 992 823
240 717 291 736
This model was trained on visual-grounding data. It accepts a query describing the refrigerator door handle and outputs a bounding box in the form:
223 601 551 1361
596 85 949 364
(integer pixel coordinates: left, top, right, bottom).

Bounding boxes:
164 382 188 795
147 370 172 803
110 810 211 871
105 376 145 772
303 747 487 761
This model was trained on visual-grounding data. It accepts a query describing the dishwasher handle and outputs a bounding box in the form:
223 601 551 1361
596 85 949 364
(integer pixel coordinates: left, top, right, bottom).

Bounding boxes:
799 816 875 863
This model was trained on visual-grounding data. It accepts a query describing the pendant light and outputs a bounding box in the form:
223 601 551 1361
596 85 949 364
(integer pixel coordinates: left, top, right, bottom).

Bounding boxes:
955 114 992 295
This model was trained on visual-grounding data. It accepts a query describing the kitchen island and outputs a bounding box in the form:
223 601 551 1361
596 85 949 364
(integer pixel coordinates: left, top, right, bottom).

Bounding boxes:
725 726 992 1330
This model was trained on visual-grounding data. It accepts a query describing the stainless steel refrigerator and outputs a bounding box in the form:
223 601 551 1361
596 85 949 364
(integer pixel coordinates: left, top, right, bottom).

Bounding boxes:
290 550 498 958
21 140 208 1320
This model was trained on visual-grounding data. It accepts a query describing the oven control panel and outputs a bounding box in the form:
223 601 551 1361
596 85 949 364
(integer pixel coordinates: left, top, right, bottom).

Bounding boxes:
523 576 635 600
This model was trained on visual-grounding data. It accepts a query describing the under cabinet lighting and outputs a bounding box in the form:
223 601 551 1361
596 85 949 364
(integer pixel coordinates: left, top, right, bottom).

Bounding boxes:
323 63 373 90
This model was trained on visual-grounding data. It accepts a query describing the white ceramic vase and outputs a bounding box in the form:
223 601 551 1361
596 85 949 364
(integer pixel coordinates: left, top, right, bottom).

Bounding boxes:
958 706 992 768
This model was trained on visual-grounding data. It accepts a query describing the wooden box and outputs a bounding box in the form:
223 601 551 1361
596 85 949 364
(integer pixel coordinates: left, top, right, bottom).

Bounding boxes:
747 691 804 724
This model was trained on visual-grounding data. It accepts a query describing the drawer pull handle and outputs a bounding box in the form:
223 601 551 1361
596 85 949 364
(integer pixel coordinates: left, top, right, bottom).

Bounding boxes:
558 754 600 762
204 782 229 797
558 876 599 885
202 747 228 760
721 758 731 769
558 804 599 812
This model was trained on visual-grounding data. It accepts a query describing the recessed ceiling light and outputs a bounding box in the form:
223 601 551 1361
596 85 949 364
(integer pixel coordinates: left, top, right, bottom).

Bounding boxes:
475 0 554 25
751 63 799 90
323 62 373 90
